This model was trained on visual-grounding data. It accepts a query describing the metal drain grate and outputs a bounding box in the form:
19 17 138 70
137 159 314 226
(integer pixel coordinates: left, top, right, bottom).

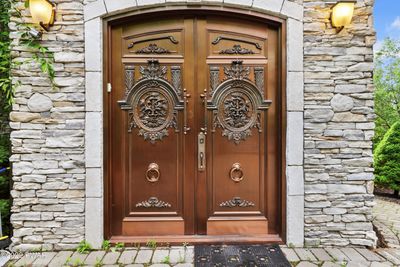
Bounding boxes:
194 244 291 267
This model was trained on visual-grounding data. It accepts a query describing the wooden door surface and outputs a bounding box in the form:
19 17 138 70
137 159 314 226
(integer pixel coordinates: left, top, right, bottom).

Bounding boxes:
106 13 284 242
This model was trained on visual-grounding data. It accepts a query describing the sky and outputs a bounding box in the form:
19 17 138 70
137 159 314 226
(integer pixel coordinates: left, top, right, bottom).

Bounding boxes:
373 0 400 51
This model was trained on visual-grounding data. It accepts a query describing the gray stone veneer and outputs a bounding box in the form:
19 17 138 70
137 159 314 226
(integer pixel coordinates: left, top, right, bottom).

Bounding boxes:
9 0 375 250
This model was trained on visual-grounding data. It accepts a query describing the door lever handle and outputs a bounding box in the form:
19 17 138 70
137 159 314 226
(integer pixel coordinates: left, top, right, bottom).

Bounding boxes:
198 132 206 171
200 89 208 134
183 88 191 134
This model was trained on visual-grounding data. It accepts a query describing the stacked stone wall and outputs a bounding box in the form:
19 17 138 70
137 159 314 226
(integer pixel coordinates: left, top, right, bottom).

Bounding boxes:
9 0 376 250
10 0 85 251
303 0 376 247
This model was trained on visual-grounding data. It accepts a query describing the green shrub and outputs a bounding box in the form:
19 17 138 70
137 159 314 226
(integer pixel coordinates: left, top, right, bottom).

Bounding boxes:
0 199 10 235
374 121 400 194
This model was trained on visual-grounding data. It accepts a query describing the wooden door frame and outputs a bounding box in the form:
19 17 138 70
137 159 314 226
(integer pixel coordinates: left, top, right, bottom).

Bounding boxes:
103 5 287 244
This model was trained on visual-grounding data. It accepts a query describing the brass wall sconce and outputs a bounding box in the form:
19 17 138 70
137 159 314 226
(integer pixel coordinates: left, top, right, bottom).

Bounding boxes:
329 0 356 32
28 0 56 31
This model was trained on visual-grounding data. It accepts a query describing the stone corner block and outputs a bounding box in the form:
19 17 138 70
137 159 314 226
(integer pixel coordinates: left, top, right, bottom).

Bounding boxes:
86 72 103 112
252 0 284 14
287 18 304 72
286 112 304 166
287 166 304 196
85 112 103 168
84 0 108 22
286 195 304 246
104 0 137 13
86 168 103 198
280 0 303 21
287 71 304 112
85 197 104 249
85 18 103 72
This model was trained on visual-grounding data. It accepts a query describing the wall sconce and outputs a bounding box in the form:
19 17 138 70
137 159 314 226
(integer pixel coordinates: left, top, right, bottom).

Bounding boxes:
330 0 356 32
29 0 56 31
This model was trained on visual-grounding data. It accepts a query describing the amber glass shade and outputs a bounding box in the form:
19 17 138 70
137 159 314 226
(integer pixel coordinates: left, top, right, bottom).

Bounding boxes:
331 2 355 28
29 0 55 26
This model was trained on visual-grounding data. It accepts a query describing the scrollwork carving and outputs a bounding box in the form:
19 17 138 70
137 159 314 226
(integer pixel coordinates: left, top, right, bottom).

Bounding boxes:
139 59 167 80
254 67 265 96
136 197 171 208
224 60 250 81
135 43 172 54
125 65 135 96
219 44 255 55
209 67 220 97
219 197 255 208
171 66 182 97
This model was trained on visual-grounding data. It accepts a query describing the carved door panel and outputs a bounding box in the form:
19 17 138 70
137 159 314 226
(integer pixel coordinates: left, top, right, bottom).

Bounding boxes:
107 14 283 239
195 17 281 236
108 18 196 236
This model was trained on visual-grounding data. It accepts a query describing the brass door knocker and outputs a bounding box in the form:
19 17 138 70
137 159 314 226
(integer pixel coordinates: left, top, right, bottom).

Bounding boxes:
230 163 244 183
146 163 160 182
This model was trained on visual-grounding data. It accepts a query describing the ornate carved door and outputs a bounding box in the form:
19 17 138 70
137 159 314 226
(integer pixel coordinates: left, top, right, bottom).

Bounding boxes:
106 14 283 241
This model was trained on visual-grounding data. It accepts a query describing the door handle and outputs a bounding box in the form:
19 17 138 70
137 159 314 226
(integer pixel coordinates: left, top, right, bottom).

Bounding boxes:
200 89 208 134
183 88 191 134
198 132 206 171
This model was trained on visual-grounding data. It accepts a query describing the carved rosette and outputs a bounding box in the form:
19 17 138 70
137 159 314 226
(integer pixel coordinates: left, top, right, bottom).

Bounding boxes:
136 197 171 208
213 90 259 144
119 60 184 143
129 90 178 143
219 197 255 208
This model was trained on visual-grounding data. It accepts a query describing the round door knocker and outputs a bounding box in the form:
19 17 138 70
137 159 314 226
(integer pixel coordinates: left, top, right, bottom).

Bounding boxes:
146 163 160 183
230 163 244 183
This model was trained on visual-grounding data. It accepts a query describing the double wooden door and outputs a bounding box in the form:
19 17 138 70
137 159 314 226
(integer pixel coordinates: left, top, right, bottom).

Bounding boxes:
106 13 283 241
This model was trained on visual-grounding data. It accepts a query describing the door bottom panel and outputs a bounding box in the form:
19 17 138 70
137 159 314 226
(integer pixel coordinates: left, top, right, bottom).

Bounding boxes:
122 217 185 236
110 234 283 245
207 216 268 235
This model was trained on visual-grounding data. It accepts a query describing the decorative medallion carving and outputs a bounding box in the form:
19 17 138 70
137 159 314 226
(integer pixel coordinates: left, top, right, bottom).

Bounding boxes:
171 66 182 97
209 67 220 97
213 90 260 144
139 59 167 80
219 197 255 208
128 35 179 49
254 67 265 96
219 44 255 55
224 60 250 81
125 65 135 96
128 90 178 143
208 62 272 144
136 197 171 208
119 59 184 143
135 43 171 54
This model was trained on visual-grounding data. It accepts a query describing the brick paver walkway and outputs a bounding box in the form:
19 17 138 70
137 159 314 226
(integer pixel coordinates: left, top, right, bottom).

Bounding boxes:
281 246 400 266
373 197 400 248
5 199 400 266
6 245 400 267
